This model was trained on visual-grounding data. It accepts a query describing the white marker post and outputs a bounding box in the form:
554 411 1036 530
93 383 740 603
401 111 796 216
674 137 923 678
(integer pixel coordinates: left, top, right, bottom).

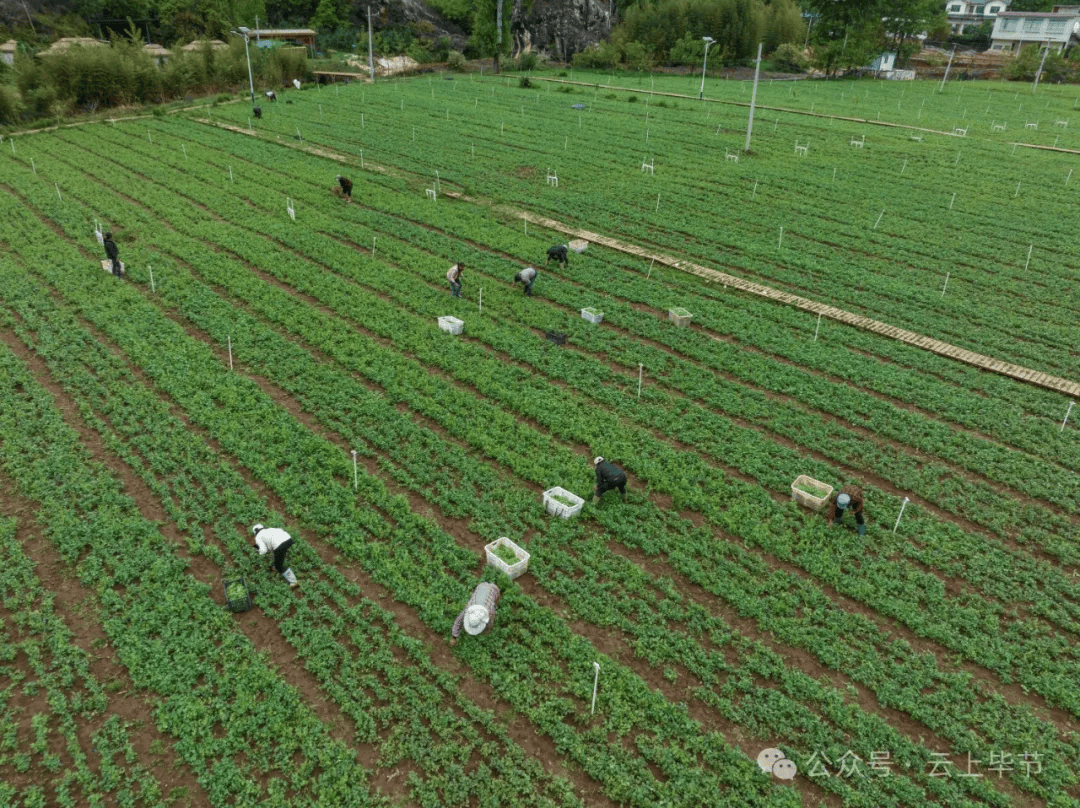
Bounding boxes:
229 165 233 183
813 311 822 341
351 449 359 489
637 364 643 399
227 334 233 371
591 662 600 715
479 287 483 316
949 192 956 210
893 497 910 533
55 183 62 202
147 129 152 144
149 265 155 293
1015 180 1021 198
941 272 950 297
873 210 884 230
900 158 907 175
1062 401 1075 432
655 194 660 212
1025 244 1033 271
182 144 187 160
647 258 655 279
778 227 783 249
30 158 35 174
1067 168 1074 186
372 236 376 258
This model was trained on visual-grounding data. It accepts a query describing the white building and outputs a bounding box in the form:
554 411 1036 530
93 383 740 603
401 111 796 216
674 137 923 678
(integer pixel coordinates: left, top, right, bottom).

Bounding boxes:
0 40 16 66
990 7 1080 52
946 0 1011 34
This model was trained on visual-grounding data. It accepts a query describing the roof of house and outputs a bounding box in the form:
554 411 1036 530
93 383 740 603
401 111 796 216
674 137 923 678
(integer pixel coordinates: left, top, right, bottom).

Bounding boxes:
996 10 1078 15
248 29 317 36
39 37 105 54
144 43 171 56
0 40 17 53
181 39 228 51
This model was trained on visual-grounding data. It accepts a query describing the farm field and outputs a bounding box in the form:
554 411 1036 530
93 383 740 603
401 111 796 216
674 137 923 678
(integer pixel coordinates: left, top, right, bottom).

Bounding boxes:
1 67 1080 807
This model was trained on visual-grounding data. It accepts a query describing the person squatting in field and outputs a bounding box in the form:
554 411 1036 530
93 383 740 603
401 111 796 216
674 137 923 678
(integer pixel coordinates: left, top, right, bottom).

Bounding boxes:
252 524 300 587
336 174 353 201
513 266 537 296
826 485 865 536
450 581 500 646
592 456 627 504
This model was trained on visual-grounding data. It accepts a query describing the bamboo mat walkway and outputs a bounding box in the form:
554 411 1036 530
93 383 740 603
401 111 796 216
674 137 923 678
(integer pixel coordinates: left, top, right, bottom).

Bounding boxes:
445 192 1080 399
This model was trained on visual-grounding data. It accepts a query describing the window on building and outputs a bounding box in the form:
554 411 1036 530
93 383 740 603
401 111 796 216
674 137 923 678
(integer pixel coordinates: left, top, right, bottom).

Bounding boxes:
989 5 1000 11
1000 18 1017 30
950 2 961 8
1047 18 1066 32
1022 17 1043 31
976 5 985 13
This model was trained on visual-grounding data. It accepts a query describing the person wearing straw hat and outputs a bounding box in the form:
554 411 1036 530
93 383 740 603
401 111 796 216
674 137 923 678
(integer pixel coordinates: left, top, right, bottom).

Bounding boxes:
450 581 501 646
826 485 865 536
336 174 353 202
546 244 569 267
252 524 299 588
513 266 537 296
592 456 627 505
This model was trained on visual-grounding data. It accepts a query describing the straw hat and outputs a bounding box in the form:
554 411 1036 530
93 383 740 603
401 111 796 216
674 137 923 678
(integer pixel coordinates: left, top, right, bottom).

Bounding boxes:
463 605 489 635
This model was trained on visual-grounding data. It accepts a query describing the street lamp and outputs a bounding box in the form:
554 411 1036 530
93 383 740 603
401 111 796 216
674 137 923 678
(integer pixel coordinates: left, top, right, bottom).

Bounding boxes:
231 27 256 105
699 36 715 101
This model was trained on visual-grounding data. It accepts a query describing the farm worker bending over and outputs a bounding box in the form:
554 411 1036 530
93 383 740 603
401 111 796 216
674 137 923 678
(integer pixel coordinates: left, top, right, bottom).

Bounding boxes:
592 456 627 505
447 262 464 298
252 524 299 588
546 244 569 267
265 89 277 102
826 485 865 536
103 232 123 278
450 581 500 646
336 174 353 201
513 267 537 296
253 106 262 119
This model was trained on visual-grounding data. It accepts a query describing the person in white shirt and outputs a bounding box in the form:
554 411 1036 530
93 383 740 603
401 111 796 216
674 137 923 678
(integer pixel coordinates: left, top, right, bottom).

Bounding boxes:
252 524 299 588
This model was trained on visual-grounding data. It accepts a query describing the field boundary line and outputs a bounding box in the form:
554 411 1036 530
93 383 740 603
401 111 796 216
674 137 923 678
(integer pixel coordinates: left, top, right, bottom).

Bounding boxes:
443 190 1080 398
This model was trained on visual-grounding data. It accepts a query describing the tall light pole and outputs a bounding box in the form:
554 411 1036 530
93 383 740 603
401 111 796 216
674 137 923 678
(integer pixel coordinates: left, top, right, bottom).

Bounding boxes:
232 27 256 105
699 37 715 100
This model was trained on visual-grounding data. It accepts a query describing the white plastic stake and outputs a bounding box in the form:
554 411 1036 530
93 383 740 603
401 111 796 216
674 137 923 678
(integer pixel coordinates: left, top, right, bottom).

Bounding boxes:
900 158 907 175
351 449 358 489
949 192 956 210
227 334 233 371
893 497 910 533
360 150 364 169
229 165 233 183
479 287 483 316
778 227 783 249
941 272 950 297
372 236 376 258
591 662 600 715
1015 180 1021 197
752 180 758 200
55 183 61 201
1025 244 1033 271
873 210 884 230
832 167 836 182
182 144 187 159
647 258 655 279
362 113 364 128
524 216 527 236
147 129 152 144
1067 168 1074 186
1062 401 1075 432
955 150 961 165
813 311 822 341
436 170 440 192
148 265 155 292
30 157 35 174
564 135 567 151
655 194 660 212
637 364 643 399
9 139 13 154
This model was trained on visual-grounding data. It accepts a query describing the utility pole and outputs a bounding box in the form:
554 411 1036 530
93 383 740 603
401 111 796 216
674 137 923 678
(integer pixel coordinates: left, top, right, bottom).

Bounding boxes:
1033 39 1052 93
367 6 374 82
938 46 956 92
495 0 503 74
744 42 763 153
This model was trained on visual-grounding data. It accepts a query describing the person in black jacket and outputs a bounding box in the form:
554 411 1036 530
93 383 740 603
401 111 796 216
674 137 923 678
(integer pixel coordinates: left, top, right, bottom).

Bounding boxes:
253 106 262 119
103 232 122 278
546 244 569 267
592 456 627 504
336 175 353 202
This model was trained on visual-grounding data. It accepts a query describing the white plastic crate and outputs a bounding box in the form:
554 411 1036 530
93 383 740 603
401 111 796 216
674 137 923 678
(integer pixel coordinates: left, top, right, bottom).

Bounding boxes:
581 308 604 324
668 307 692 327
791 475 833 512
438 316 464 335
569 239 589 253
543 486 584 518
100 260 125 276
484 537 530 579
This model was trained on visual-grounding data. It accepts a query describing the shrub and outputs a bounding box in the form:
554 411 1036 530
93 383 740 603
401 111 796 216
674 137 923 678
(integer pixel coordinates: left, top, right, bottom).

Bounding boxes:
627 94 638 103
447 50 466 71
517 51 538 71
771 43 808 73
0 85 22 125
519 76 533 88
